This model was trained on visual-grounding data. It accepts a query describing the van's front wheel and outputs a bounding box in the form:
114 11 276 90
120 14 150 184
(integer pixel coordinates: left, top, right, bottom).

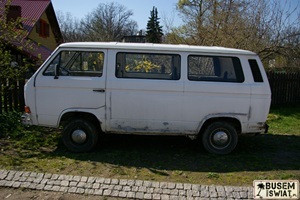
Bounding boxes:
62 119 98 152
202 121 238 155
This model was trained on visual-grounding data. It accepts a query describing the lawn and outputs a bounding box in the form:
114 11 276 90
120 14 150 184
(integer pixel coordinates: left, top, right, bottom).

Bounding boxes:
0 106 299 186
267 106 300 135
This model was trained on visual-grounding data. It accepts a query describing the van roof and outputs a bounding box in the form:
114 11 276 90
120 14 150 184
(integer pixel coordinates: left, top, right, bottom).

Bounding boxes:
58 42 256 55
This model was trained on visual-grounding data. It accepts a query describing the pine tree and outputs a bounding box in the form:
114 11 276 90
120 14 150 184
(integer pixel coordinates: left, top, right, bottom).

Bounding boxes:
146 7 163 43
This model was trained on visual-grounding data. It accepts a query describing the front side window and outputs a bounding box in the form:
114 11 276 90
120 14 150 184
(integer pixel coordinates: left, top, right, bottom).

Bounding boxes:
43 51 104 77
188 55 244 82
116 52 181 80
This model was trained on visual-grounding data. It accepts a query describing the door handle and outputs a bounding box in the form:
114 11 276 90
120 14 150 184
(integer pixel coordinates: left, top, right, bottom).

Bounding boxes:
93 89 105 93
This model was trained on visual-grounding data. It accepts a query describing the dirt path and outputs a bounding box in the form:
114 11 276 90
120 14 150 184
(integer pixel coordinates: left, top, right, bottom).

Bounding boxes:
0 187 121 200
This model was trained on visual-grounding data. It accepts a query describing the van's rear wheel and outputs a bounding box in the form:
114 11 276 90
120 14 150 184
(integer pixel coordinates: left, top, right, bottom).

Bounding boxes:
62 119 98 152
202 121 238 155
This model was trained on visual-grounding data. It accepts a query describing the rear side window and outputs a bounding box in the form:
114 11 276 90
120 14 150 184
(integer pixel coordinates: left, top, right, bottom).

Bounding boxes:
43 51 104 77
188 55 244 82
249 59 263 82
116 52 181 80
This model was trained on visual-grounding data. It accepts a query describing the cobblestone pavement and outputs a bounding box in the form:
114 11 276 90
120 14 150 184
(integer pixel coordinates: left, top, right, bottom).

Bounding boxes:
0 169 254 199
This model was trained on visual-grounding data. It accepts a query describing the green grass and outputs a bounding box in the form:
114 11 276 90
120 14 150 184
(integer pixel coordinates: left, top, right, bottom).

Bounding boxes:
0 106 299 186
267 106 300 135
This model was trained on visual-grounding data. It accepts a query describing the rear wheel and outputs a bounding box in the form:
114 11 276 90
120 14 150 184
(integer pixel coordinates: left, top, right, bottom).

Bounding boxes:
62 118 98 152
202 121 238 155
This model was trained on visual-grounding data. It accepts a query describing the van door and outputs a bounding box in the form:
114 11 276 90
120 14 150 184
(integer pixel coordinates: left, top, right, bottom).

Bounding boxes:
34 49 107 127
183 55 251 132
106 51 184 134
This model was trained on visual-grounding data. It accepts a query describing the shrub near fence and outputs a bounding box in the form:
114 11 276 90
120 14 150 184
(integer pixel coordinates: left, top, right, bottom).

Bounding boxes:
0 72 300 113
267 71 300 106
0 79 25 114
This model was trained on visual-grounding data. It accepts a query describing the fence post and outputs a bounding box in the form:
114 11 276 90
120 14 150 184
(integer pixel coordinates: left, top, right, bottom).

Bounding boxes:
0 79 2 114
18 79 25 112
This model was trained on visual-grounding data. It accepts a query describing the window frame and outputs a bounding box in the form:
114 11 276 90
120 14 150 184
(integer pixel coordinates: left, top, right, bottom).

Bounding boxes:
36 19 49 38
43 50 104 77
115 52 181 80
248 59 264 82
187 55 245 83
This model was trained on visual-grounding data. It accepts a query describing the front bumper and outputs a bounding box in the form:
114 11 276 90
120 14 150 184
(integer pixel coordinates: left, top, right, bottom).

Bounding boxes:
21 113 32 125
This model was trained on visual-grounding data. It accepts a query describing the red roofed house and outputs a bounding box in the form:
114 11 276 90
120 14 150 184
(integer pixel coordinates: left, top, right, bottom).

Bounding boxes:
0 0 63 69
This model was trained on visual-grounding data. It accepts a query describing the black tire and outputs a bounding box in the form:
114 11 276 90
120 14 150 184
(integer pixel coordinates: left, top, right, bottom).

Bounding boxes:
62 118 98 153
202 121 238 155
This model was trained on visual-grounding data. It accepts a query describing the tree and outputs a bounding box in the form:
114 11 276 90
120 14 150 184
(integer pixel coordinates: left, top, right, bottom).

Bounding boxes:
0 3 35 83
172 0 300 68
79 2 138 42
146 7 164 43
56 11 83 42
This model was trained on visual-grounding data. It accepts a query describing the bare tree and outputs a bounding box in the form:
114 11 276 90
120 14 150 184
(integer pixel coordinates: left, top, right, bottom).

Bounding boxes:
56 11 83 42
80 2 138 42
172 0 300 68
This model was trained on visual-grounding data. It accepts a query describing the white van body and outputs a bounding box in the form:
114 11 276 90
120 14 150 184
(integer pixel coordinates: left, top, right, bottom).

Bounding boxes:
23 42 271 154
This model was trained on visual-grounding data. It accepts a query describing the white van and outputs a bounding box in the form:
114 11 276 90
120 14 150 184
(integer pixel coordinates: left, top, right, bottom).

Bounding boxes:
22 42 271 154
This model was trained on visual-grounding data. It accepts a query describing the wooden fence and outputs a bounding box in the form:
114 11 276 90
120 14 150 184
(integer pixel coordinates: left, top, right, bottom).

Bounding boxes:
0 72 300 113
267 71 300 106
0 79 25 114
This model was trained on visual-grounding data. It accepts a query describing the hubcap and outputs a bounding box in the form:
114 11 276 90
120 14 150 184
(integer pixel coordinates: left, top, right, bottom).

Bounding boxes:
212 131 229 147
71 129 87 144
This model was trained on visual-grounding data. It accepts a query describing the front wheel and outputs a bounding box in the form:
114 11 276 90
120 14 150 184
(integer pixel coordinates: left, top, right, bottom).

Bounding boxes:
202 121 238 155
62 118 99 152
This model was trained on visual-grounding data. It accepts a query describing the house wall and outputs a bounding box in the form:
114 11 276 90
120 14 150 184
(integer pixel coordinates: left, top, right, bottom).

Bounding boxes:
28 12 57 51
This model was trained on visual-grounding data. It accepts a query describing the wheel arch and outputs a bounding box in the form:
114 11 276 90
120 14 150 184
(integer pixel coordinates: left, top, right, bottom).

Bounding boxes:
59 111 103 132
198 116 242 136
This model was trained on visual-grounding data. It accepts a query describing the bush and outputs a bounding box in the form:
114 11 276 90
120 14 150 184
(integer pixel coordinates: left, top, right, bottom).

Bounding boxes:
0 111 23 138
0 111 61 151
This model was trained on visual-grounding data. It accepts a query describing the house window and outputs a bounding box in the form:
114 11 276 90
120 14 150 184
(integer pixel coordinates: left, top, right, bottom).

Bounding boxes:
36 19 49 38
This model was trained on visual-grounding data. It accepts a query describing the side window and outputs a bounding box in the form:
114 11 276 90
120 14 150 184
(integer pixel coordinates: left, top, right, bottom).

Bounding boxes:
188 55 244 82
43 51 104 77
249 59 263 82
116 52 181 80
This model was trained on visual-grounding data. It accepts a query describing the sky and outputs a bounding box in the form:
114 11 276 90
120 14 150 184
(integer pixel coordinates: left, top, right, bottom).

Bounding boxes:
51 0 182 31
51 0 299 32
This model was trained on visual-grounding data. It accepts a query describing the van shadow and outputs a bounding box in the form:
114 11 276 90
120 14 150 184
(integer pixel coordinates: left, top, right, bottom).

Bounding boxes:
54 133 300 173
